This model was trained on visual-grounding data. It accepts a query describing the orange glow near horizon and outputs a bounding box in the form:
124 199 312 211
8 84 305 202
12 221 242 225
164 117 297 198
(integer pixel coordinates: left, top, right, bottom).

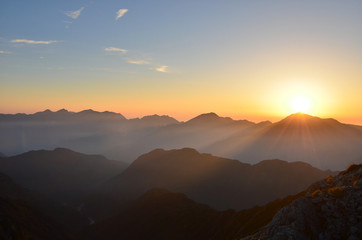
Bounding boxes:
0 76 361 125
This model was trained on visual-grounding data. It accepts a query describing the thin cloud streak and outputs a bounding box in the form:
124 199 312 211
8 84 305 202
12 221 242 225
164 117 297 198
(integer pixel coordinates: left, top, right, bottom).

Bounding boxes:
127 59 149 65
10 39 57 44
65 7 85 19
116 9 128 20
156 65 169 73
104 47 128 53
0 50 11 54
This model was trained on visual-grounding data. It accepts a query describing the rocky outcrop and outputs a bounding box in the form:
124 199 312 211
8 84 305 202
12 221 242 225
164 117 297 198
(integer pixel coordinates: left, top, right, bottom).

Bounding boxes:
243 164 362 240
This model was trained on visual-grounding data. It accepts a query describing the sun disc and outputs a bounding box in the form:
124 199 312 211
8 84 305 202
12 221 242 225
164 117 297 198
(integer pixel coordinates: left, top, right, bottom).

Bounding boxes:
291 97 310 113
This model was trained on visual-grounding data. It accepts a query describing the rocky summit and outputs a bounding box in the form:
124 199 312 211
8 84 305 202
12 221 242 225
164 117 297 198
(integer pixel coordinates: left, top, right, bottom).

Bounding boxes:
243 164 362 240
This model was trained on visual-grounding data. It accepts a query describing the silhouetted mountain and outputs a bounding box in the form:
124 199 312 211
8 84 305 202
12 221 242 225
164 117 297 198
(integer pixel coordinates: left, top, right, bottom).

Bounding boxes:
243 164 362 240
1 110 361 170
185 112 256 127
105 113 261 162
0 172 88 239
130 114 179 127
0 109 127 121
0 148 128 203
208 113 362 170
87 188 305 240
85 148 331 220
0 152 5 157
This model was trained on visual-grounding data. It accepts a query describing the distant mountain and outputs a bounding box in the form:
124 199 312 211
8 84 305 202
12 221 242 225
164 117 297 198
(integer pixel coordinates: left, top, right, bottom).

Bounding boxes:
105 112 262 162
85 148 331 219
1 110 361 170
130 114 179 127
207 113 362 170
243 164 362 240
87 188 305 240
0 172 87 239
0 148 128 203
0 152 5 157
0 109 127 121
185 112 255 126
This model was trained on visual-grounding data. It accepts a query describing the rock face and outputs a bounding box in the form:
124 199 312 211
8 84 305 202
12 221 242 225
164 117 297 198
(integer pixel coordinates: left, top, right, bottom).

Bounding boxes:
243 164 362 240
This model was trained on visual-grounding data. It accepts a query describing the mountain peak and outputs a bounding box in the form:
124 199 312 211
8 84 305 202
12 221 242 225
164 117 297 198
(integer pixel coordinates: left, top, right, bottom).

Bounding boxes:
279 112 341 125
56 108 68 113
78 109 97 114
197 112 219 118
285 112 317 120
187 112 223 124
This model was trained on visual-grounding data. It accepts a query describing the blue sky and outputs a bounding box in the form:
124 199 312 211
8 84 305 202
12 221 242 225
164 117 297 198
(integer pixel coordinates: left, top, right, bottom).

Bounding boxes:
1 0 362 123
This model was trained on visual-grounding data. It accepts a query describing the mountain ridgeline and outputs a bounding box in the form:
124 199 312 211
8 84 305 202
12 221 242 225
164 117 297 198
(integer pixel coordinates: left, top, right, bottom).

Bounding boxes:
1 109 361 170
84 148 332 220
0 146 360 240
0 148 128 204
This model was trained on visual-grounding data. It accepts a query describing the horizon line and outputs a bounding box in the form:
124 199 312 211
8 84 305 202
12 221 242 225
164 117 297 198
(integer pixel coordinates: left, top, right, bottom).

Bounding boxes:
1 108 361 126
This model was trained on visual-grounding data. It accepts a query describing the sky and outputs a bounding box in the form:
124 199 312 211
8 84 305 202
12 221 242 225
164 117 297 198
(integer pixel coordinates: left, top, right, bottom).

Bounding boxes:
1 0 361 124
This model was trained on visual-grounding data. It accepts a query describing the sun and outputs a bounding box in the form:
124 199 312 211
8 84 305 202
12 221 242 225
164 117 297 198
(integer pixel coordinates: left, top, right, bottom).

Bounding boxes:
291 96 310 113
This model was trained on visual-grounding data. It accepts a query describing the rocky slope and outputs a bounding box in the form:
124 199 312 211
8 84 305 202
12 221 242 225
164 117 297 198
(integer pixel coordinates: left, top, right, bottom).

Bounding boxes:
243 164 362 240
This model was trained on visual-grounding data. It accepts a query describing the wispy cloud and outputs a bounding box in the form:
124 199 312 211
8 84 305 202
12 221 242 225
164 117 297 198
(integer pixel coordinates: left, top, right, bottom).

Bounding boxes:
0 50 11 54
10 39 57 44
105 47 128 53
155 65 169 73
127 59 149 65
65 7 85 19
116 9 128 20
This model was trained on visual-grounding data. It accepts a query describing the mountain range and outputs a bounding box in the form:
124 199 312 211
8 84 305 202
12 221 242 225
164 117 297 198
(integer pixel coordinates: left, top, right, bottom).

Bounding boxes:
1 109 361 170
0 145 360 239
84 148 333 220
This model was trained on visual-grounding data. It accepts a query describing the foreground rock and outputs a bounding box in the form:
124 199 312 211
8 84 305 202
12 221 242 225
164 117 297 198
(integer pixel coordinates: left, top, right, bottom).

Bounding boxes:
243 164 362 240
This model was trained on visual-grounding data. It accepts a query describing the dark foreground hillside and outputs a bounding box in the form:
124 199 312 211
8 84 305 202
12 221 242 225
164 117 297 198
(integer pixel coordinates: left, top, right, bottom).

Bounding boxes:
0 148 360 240
87 189 305 240
243 164 362 240
0 172 87 240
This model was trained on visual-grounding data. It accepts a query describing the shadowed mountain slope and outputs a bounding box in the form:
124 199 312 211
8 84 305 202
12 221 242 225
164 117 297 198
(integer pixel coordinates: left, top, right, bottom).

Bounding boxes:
0 148 128 203
85 148 331 219
87 188 305 240
0 172 89 240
